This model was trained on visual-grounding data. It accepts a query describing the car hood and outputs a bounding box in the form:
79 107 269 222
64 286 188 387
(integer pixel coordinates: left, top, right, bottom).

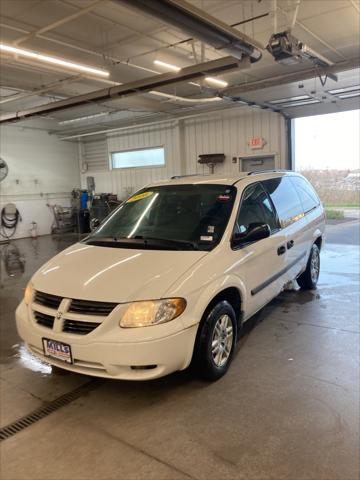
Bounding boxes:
32 243 207 302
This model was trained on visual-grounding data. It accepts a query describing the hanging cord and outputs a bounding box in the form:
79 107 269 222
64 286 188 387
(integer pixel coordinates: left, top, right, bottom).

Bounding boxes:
0 205 22 239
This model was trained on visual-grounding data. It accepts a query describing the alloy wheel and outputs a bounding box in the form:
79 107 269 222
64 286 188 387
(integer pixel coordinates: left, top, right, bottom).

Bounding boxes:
211 314 234 367
310 248 320 283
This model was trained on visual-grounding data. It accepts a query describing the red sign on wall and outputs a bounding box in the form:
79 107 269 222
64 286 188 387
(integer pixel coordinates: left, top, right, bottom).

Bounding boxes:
250 136 265 149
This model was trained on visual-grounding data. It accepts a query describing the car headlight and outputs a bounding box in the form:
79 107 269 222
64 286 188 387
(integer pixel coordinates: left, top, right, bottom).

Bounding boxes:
120 298 186 328
24 282 34 305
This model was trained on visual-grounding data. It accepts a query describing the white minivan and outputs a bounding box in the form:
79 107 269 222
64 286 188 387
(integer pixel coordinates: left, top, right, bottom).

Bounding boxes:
16 171 325 381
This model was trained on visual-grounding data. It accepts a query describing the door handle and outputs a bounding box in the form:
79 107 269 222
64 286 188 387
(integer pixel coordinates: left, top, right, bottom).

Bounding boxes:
277 245 286 255
287 240 295 250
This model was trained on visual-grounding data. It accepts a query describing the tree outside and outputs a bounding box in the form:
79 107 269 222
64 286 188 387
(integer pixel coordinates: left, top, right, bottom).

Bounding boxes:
295 110 360 209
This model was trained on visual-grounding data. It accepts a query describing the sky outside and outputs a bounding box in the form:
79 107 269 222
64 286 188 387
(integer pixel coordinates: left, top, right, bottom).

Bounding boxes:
295 109 360 171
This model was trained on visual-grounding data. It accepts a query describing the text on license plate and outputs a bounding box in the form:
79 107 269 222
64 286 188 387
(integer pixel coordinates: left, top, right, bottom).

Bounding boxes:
42 338 72 364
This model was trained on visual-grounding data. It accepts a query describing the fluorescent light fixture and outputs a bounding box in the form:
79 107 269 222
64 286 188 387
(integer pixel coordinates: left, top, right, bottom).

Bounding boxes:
269 95 310 104
153 63 227 88
153 60 181 72
205 77 228 88
58 112 109 125
328 85 360 94
0 43 109 77
337 91 360 99
281 99 320 108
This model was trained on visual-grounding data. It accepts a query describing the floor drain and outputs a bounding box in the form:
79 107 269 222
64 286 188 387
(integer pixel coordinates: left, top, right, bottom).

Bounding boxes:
0 379 103 441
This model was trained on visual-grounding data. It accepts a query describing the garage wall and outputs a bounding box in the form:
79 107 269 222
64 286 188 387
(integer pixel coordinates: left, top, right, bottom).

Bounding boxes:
79 108 288 199
0 126 80 239
80 122 182 199
184 109 287 175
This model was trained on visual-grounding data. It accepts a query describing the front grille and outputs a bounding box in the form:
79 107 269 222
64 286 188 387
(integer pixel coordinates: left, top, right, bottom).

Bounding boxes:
32 291 117 335
63 320 100 335
69 299 117 316
34 311 54 329
34 291 62 309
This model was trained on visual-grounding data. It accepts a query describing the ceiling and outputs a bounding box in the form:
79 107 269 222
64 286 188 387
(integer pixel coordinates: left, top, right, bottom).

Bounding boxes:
0 0 359 139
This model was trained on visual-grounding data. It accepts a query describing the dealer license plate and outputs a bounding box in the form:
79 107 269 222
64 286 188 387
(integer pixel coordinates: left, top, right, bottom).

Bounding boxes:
42 338 72 364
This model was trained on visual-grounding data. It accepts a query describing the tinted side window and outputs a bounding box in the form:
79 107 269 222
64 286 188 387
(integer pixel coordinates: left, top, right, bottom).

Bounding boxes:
236 183 278 234
289 176 320 213
263 177 303 228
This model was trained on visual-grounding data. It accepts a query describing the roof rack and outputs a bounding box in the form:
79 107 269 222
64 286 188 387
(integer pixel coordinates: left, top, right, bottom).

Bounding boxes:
247 169 292 175
170 174 208 179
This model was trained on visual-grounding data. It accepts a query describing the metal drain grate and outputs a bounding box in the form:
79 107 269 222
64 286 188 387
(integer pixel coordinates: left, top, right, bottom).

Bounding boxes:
0 379 103 441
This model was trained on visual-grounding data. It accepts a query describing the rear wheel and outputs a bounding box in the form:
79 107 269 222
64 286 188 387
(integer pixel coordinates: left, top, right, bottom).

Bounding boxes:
297 243 320 290
192 301 236 381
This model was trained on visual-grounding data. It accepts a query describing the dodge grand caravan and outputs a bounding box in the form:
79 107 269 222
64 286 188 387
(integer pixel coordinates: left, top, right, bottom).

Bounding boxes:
16 171 325 381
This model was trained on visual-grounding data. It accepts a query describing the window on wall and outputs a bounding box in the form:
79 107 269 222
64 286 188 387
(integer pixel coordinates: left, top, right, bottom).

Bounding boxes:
111 146 165 169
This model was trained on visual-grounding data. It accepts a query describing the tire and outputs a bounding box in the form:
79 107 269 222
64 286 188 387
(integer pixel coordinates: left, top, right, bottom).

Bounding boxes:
192 301 237 381
297 243 320 290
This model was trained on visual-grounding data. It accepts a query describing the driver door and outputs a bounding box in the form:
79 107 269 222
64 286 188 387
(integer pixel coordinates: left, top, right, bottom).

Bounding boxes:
232 182 287 317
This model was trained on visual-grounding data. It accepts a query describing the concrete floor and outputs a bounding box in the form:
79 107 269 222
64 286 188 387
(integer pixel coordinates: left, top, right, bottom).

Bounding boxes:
0 221 359 480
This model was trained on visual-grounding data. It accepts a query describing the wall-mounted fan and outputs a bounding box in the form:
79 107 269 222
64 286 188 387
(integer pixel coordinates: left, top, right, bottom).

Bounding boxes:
0 158 9 182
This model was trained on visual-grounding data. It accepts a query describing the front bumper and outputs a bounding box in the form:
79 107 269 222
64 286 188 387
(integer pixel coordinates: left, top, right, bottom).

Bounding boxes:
16 301 198 380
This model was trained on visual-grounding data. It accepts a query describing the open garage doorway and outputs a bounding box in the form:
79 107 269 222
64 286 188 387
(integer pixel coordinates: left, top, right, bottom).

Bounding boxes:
294 110 360 214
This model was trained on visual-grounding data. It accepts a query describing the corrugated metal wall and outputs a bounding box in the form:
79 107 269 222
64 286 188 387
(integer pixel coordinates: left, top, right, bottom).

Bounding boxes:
80 122 182 198
184 109 287 175
80 108 288 199
107 122 182 198
81 138 108 171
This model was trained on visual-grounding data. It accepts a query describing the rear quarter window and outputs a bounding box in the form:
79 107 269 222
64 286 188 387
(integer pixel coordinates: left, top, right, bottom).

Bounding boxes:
263 177 303 228
289 176 320 213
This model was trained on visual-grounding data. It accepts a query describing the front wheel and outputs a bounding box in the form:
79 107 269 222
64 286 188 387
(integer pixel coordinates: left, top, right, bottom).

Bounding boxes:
192 301 237 381
297 243 320 290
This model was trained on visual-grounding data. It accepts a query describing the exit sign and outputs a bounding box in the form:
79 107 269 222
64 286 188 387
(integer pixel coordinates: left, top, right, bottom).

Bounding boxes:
250 136 265 149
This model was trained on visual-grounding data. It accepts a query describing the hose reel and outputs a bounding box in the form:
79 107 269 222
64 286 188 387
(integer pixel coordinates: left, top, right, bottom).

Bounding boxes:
0 203 22 239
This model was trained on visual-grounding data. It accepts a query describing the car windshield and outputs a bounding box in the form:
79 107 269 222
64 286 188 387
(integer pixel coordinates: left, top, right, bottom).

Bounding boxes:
85 184 237 251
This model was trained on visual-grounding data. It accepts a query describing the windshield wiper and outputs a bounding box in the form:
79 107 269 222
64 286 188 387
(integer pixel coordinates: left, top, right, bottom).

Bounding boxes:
132 236 199 250
84 236 119 243
84 236 199 250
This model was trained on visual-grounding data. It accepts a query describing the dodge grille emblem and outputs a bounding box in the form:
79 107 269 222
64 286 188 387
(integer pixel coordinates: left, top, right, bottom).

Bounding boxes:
56 312 63 320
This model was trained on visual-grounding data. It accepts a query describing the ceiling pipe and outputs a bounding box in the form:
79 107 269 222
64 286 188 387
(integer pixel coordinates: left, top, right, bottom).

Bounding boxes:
149 91 222 103
0 55 247 124
225 57 360 96
112 13 270 65
55 56 360 140
58 103 248 141
115 0 263 63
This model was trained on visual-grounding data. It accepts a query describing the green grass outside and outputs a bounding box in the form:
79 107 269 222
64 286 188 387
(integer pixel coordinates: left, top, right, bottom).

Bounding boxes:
325 209 345 220
324 204 360 209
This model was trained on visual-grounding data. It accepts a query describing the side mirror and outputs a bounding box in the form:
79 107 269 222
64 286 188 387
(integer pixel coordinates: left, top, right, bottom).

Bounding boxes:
90 218 100 231
232 223 270 247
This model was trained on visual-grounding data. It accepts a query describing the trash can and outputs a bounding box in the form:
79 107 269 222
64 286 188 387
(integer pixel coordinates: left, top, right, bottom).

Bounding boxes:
80 191 89 210
78 209 90 233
